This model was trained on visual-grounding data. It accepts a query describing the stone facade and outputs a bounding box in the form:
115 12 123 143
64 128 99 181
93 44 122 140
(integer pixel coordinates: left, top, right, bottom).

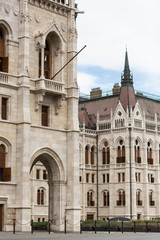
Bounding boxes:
0 0 81 232
1 0 160 233
79 52 160 221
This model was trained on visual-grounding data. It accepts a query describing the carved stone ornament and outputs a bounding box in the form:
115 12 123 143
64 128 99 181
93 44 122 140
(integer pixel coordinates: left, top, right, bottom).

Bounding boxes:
4 4 10 14
35 18 67 43
35 13 40 23
20 10 32 23
13 6 19 16
61 23 67 32
20 1 32 23
68 27 78 39
55 97 62 115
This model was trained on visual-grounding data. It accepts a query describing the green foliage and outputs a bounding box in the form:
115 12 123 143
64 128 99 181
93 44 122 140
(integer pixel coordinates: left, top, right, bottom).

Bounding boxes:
32 221 48 227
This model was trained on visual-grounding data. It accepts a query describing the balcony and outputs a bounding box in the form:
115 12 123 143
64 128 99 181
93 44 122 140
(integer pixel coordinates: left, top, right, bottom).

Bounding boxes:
35 78 65 96
34 78 66 111
116 157 125 164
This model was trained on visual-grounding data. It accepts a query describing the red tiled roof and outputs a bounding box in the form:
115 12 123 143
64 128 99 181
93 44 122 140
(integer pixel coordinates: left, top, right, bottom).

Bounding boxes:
120 86 136 112
79 95 119 128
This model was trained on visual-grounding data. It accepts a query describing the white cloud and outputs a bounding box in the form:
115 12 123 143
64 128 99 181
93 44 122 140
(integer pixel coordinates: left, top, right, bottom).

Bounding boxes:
77 71 116 94
77 72 99 94
76 0 160 78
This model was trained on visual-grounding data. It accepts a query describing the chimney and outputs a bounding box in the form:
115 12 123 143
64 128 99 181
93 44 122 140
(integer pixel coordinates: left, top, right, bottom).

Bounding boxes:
112 83 120 95
90 87 102 99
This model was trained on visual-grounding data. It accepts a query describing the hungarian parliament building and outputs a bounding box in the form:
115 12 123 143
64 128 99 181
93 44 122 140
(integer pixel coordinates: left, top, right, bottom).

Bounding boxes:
0 0 160 232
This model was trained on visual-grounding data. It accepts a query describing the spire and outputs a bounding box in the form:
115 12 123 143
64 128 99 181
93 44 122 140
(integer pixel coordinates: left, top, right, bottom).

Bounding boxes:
120 49 136 116
121 50 133 86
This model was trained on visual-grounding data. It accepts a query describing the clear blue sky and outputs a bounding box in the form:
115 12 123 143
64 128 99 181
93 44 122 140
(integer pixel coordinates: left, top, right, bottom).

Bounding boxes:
76 0 160 96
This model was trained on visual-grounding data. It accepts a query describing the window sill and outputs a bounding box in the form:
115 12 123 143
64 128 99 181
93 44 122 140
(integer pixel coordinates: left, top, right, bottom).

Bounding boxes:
0 181 17 185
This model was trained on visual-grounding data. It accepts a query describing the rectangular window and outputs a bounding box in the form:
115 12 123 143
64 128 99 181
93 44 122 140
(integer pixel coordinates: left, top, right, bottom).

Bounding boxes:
138 173 141 182
136 172 140 182
106 174 109 183
36 169 40 179
3 168 11 181
103 174 105 183
1 97 8 120
79 176 82 182
42 105 49 126
86 173 89 183
122 173 125 182
92 174 94 183
43 170 48 180
118 173 121 182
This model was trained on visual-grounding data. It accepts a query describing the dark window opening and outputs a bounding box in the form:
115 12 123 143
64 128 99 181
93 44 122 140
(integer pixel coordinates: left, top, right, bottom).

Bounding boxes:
36 169 40 179
42 105 49 127
2 98 8 120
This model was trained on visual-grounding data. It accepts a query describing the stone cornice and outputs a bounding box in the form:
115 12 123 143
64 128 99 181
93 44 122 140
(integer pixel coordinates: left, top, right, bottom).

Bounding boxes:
28 0 71 17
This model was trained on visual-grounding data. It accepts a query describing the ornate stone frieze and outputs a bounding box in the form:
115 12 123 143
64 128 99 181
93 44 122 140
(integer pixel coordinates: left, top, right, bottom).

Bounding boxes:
29 0 69 17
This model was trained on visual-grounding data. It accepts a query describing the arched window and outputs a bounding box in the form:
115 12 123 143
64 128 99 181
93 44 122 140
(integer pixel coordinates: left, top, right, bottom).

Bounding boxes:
149 190 155 206
136 190 142 206
117 190 125 206
87 190 94 206
103 191 109 207
41 189 44 205
147 142 153 165
102 148 106 164
135 140 141 163
37 189 40 205
91 146 95 165
102 141 110 165
85 146 89 164
0 27 8 73
117 140 125 163
39 32 62 80
37 188 45 205
0 144 11 182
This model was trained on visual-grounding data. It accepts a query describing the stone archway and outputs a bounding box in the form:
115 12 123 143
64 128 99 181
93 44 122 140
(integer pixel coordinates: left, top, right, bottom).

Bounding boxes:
30 148 66 231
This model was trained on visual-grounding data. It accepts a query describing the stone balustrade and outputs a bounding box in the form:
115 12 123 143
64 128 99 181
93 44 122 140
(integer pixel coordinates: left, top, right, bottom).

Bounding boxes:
0 72 8 83
35 78 65 96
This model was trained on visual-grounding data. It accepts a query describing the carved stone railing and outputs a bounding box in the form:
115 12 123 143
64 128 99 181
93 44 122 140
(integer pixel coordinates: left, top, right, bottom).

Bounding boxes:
35 78 65 96
0 72 8 83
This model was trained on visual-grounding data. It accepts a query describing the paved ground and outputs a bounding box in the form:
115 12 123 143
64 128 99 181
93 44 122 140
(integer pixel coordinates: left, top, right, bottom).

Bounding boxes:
0 232 160 240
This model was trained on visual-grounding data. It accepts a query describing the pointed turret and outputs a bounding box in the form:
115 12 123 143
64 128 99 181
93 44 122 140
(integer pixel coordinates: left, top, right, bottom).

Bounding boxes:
120 50 136 116
121 50 133 86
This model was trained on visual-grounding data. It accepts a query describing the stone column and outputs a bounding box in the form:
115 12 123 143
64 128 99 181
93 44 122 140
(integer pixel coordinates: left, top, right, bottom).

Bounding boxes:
49 180 66 231
40 45 45 79
15 0 31 231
